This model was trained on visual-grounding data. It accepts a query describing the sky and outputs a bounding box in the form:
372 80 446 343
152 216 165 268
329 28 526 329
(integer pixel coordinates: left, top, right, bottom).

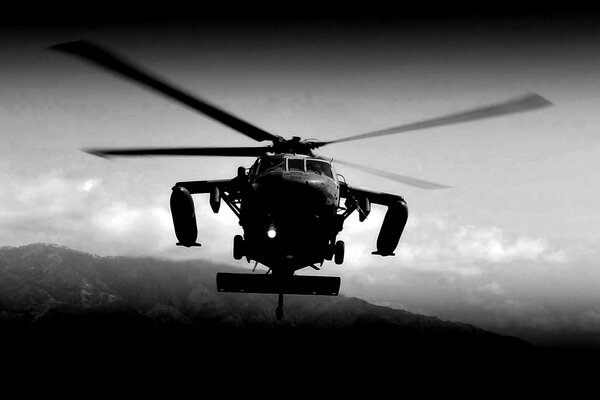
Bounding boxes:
2 9 600 347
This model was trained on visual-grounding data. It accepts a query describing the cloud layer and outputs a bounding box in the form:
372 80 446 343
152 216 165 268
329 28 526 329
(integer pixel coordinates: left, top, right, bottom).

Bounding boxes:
3 169 600 347
0 168 238 260
339 209 567 278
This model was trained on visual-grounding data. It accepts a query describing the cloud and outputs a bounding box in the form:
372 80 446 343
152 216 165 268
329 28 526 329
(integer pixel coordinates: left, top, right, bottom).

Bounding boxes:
1 170 94 223
452 226 566 264
340 209 567 280
78 178 101 192
0 168 243 261
475 282 506 296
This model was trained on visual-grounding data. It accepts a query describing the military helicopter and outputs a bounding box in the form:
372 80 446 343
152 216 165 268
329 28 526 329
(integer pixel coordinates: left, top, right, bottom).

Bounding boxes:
51 40 552 319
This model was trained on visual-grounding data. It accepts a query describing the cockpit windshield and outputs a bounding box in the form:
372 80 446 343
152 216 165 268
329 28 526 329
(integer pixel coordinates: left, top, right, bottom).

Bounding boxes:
258 157 285 174
306 159 333 178
287 158 305 172
256 156 333 178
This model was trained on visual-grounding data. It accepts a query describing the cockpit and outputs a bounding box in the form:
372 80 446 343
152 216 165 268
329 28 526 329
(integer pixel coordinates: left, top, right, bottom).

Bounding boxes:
252 156 334 179
257 156 286 174
306 159 333 178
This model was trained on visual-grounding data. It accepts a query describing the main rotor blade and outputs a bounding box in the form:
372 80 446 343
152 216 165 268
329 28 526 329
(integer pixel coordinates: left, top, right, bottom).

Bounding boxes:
320 93 552 146
330 157 452 190
50 40 280 143
83 146 270 158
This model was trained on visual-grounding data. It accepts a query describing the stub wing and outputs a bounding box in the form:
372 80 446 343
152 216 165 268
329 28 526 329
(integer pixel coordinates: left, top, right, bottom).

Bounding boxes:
175 178 238 195
340 182 408 256
340 182 406 207
171 176 244 246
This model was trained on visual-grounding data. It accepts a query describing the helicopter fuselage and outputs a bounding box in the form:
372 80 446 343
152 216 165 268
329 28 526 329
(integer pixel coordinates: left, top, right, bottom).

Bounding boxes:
241 154 340 274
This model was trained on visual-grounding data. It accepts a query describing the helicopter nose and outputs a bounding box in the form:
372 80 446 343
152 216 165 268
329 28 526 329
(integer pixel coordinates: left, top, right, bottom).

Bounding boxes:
253 174 331 206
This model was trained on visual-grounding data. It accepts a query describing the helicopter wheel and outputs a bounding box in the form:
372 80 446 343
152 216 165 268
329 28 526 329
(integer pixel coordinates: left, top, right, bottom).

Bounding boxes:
233 235 245 260
334 240 345 265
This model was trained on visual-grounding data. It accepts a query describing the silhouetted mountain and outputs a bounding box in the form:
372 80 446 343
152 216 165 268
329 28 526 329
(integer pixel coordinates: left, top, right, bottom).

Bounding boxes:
1 243 542 375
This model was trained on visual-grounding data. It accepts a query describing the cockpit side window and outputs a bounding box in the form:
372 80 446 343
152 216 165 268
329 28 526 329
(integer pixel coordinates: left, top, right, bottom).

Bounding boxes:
287 158 305 172
307 160 333 178
249 159 260 177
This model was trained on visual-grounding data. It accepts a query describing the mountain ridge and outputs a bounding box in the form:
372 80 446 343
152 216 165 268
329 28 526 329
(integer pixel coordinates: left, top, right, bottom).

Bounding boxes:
0 243 534 363
11 243 599 386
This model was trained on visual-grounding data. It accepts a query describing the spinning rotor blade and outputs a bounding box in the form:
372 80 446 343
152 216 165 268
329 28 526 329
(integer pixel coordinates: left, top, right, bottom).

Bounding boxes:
320 93 552 146
329 157 452 190
84 146 270 158
50 40 280 143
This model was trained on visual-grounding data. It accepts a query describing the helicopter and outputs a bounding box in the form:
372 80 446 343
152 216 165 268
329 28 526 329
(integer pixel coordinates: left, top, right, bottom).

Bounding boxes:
51 40 552 320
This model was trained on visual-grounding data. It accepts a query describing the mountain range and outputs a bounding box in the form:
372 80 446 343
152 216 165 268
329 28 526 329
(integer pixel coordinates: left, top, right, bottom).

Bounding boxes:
5 242 573 382
4 242 595 387
0 243 531 342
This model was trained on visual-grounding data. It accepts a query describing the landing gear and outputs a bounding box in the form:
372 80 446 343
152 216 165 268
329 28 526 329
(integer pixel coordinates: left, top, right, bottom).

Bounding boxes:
325 242 334 261
334 240 345 265
276 293 284 321
233 235 245 260
325 239 344 262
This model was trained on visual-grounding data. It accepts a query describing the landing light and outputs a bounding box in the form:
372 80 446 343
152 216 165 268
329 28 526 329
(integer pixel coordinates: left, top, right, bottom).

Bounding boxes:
267 224 277 239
